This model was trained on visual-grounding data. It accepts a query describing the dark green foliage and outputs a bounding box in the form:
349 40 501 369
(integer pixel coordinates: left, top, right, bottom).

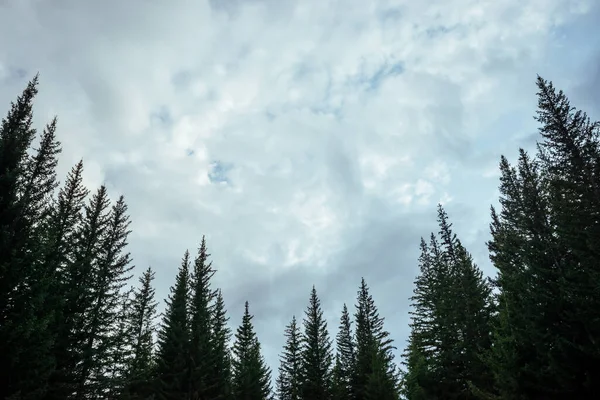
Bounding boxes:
44 160 90 400
0 76 63 400
482 151 551 400
72 192 134 399
53 185 112 398
209 289 233 400
122 267 159 399
188 236 218 398
482 77 600 399
232 301 273 400
403 207 493 400
353 279 398 400
400 336 429 400
155 251 191 400
403 236 444 400
300 286 333 400
365 349 399 400
277 316 302 400
331 304 355 400
534 76 600 396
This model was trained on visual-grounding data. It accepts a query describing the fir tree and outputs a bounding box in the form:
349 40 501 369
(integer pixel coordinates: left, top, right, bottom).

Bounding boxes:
485 150 564 399
331 304 355 400
188 236 217 399
155 251 191 400
122 267 159 399
0 76 63 399
483 78 600 398
277 316 302 400
404 236 445 399
300 286 333 400
353 279 398 400
14 117 62 398
53 185 111 398
208 289 233 400
44 160 90 400
104 288 135 399
231 301 272 400
404 208 493 400
74 193 134 399
439 205 494 397
534 76 600 396
400 335 429 400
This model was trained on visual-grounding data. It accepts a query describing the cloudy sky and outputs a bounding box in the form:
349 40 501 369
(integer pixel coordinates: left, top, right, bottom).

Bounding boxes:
1 0 599 372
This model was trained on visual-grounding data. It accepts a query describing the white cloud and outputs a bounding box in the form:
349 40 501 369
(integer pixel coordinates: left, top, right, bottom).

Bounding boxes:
1 0 599 372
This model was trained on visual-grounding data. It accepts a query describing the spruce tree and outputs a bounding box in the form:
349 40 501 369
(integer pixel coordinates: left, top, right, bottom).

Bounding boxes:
231 301 272 400
52 185 111 398
0 76 63 399
403 236 444 400
122 267 159 399
0 77 39 324
104 288 135 399
404 208 493 400
534 76 600 396
331 304 355 400
277 316 302 400
483 78 600 398
353 279 398 400
74 193 134 399
486 150 565 399
400 335 429 400
453 242 494 395
13 118 62 399
300 286 333 400
155 251 191 400
44 160 90 400
438 205 494 397
188 236 217 399
208 289 233 400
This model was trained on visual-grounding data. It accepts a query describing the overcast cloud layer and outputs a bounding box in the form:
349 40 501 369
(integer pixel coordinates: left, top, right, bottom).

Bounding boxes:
1 0 599 370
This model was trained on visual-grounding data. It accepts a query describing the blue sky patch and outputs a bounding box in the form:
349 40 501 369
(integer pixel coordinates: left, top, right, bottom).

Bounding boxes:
208 160 233 184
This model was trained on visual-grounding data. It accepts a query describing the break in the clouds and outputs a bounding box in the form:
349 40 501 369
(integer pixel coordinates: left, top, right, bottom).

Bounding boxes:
1 0 599 368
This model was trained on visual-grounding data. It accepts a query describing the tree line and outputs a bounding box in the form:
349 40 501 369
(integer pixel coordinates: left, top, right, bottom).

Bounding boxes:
0 74 598 400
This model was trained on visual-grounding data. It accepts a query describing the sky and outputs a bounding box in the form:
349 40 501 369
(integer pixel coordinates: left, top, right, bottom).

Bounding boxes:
1 0 599 374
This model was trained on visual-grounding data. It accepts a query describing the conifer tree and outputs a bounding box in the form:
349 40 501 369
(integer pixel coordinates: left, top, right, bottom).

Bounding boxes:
483 78 600 398
404 208 493 399
231 301 272 400
331 304 355 400
485 149 566 399
122 267 159 399
188 236 217 398
404 236 448 394
44 161 90 400
330 356 344 400
534 76 600 396
277 316 302 400
15 118 62 398
72 193 134 399
400 335 429 400
300 286 333 400
52 185 111 398
208 289 233 400
103 288 135 399
39 183 114 400
353 279 398 400
0 76 64 399
155 251 191 400
439 205 494 396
